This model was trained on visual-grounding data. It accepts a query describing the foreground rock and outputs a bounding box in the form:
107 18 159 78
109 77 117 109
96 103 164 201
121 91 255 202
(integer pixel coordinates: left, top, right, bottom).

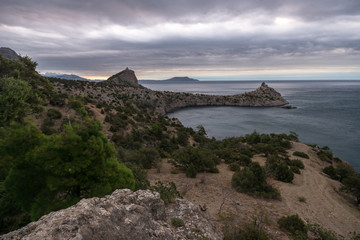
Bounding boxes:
1 189 222 240
107 67 139 87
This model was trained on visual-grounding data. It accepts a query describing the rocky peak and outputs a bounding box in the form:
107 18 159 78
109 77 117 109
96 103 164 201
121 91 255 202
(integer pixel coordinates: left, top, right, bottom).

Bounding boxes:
0 47 19 60
107 67 139 87
1 189 222 240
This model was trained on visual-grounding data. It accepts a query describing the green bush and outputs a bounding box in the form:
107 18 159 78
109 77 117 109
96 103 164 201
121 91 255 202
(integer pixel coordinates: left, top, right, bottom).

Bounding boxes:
275 163 294 183
278 214 307 236
323 166 338 180
229 162 241 172
317 150 333 163
171 217 185 228
46 109 62 119
150 181 182 204
0 120 135 232
290 159 305 169
171 147 220 177
231 162 280 199
293 151 309 159
290 166 300 174
224 223 269 240
307 223 339 240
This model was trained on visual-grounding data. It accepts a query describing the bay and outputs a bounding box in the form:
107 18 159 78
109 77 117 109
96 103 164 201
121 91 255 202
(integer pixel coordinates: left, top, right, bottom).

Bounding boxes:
141 80 360 172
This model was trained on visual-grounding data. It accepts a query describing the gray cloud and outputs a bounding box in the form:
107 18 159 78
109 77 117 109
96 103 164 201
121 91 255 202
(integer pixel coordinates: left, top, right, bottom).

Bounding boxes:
1 0 359 79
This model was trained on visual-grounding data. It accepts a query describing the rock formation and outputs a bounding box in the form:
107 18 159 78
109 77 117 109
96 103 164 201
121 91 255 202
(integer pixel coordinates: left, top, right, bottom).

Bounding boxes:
107 67 139 87
0 47 19 60
1 189 222 240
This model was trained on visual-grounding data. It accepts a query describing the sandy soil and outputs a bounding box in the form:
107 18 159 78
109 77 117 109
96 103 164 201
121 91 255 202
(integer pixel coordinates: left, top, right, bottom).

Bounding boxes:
148 142 360 239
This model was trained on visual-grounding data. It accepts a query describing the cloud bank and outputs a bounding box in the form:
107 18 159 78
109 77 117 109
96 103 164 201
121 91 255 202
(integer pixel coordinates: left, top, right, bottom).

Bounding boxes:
1 0 359 79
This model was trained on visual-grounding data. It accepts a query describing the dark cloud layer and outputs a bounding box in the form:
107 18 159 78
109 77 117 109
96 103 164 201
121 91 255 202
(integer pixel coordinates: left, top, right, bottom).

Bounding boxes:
1 0 359 79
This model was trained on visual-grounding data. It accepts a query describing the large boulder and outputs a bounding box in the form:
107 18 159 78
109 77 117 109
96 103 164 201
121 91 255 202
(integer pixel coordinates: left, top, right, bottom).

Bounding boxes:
107 68 139 87
1 189 222 240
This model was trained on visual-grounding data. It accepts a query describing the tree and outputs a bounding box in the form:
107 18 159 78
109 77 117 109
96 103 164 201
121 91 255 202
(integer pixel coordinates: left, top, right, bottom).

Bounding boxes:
0 120 135 225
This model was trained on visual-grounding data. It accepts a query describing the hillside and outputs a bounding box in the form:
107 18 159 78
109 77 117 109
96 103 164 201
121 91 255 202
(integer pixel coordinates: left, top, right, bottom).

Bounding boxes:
140 76 199 83
1 50 359 239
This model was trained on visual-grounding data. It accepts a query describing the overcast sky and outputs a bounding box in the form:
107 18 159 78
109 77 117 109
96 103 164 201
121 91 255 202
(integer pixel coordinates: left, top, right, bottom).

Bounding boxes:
1 0 360 80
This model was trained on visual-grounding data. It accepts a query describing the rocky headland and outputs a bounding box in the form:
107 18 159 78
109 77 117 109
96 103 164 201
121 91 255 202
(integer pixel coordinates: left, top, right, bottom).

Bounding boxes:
52 68 291 115
1 189 222 240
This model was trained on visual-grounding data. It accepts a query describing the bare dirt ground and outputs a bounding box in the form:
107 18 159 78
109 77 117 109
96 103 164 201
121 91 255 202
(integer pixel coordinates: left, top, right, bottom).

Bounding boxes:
148 142 360 239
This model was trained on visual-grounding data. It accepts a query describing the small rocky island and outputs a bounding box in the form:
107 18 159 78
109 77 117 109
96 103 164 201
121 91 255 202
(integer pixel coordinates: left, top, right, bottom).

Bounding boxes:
53 68 292 115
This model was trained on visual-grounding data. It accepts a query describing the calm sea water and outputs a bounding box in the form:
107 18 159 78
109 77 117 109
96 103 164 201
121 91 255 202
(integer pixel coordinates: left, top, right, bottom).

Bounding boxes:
141 81 360 172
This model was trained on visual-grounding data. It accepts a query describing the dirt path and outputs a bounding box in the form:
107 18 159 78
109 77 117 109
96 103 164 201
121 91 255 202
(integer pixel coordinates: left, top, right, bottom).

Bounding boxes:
148 142 360 239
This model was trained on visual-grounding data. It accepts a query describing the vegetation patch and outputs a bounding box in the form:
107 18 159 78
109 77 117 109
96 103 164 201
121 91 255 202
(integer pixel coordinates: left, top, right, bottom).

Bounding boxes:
293 151 309 159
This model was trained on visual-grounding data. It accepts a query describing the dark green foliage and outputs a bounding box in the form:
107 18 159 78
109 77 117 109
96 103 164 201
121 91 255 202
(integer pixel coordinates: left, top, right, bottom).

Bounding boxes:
124 147 161 169
124 162 150 190
231 162 280 199
150 181 182 204
46 109 62 119
343 174 360 205
171 147 220 177
68 97 88 117
317 149 333 163
186 164 197 178
293 151 309 159
171 217 185 228
323 166 338 180
278 214 307 236
229 162 241 172
307 223 340 240
274 162 294 183
290 166 300 174
0 120 135 232
289 159 305 169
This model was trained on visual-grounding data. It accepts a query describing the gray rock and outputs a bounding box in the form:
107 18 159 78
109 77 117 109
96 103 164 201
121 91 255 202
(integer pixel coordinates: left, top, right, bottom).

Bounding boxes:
107 68 139 87
1 189 222 240
0 47 19 60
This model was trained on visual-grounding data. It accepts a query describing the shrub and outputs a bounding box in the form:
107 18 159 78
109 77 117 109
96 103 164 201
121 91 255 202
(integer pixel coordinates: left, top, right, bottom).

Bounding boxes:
317 150 333 163
323 166 338 180
150 181 182 204
185 164 197 178
171 147 220 177
46 109 62 119
229 162 241 172
307 223 339 240
293 151 309 159
171 217 184 228
278 214 307 236
232 162 280 199
290 166 300 174
275 163 294 183
290 159 304 169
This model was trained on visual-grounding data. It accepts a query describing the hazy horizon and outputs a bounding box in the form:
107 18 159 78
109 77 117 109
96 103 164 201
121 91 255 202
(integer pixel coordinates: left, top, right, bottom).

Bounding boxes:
1 0 360 80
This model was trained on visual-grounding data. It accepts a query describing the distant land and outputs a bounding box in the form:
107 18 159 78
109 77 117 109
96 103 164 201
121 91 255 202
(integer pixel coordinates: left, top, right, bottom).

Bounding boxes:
41 72 103 82
139 76 199 84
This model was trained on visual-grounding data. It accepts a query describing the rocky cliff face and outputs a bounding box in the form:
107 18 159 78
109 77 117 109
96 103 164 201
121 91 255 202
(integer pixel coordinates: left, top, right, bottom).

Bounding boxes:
1 189 222 240
107 68 139 87
0 47 19 60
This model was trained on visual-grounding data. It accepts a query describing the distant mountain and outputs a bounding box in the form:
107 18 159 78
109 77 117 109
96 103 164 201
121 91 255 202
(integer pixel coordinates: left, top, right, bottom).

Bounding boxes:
42 72 89 81
140 76 199 84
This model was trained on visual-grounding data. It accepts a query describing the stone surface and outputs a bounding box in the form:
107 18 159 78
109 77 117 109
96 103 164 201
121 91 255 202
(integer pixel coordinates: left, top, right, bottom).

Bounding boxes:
1 189 222 240
107 68 139 87
0 47 19 60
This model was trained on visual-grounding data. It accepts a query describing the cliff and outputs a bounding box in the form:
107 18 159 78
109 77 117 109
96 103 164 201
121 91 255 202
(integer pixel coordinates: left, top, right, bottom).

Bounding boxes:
1 189 222 240
0 47 19 60
107 67 139 87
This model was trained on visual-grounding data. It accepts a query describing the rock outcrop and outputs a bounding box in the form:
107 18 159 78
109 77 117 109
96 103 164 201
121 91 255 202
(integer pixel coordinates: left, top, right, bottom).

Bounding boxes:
1 189 222 240
0 47 19 60
107 67 139 87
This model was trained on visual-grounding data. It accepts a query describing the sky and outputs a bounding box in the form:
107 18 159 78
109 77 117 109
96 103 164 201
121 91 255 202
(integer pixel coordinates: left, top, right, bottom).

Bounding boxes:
1 0 360 80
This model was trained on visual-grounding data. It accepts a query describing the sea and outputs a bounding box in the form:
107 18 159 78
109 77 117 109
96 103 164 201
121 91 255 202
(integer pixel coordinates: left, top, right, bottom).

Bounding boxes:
141 80 360 172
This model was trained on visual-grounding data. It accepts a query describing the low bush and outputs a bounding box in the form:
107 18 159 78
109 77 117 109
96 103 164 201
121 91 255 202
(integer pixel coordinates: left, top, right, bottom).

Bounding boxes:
232 162 280 199
46 109 62 119
171 217 184 228
278 214 307 236
290 166 300 174
317 150 333 163
150 181 182 204
290 159 305 169
322 166 338 180
293 151 309 159
275 163 294 183
229 162 241 172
